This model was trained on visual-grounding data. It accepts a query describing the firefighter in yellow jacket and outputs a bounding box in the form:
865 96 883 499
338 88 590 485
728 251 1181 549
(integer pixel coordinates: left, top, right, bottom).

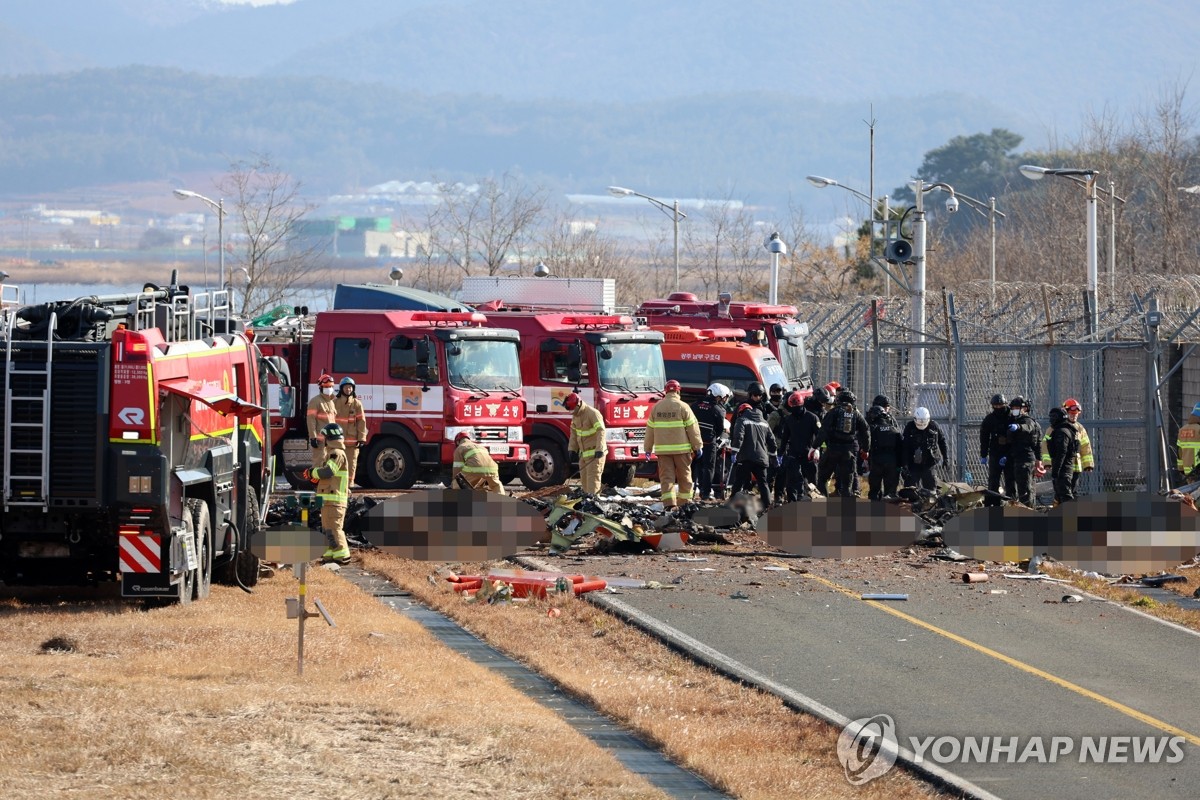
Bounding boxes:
452 431 506 495
1041 397 1094 496
644 379 703 508
310 423 351 564
335 377 368 486
1177 401 1200 481
565 392 606 494
307 373 339 468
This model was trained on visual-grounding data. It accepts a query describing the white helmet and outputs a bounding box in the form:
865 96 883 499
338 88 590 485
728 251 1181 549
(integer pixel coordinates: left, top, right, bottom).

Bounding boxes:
707 382 732 399
914 407 931 430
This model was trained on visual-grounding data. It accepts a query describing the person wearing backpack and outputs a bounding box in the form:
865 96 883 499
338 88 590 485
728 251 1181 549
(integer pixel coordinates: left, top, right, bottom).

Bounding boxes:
901 407 948 491
817 389 870 497
866 395 902 500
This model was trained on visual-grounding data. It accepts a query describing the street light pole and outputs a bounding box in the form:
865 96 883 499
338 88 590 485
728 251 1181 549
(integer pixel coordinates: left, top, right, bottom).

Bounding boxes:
1019 165 1102 336
765 232 787 304
173 189 227 294
608 186 686 292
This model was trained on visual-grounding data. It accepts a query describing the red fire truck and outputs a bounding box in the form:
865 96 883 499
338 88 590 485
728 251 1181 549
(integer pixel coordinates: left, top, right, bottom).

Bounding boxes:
0 276 279 603
637 292 812 391
459 277 666 489
256 309 529 491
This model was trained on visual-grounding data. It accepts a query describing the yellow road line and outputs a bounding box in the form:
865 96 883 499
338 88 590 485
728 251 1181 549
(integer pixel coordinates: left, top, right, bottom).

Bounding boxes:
805 572 1200 747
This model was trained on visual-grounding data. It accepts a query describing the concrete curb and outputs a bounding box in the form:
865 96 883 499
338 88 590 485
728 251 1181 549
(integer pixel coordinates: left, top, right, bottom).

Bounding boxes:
513 555 1001 800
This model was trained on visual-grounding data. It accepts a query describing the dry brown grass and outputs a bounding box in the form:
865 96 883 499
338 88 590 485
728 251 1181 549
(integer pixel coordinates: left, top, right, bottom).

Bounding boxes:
1043 564 1200 630
361 552 945 800
0 568 667 800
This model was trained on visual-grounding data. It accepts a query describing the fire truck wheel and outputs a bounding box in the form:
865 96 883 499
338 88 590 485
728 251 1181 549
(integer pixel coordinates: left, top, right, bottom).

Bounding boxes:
221 486 261 588
521 438 566 490
188 500 213 601
604 464 637 488
176 513 196 606
365 436 417 490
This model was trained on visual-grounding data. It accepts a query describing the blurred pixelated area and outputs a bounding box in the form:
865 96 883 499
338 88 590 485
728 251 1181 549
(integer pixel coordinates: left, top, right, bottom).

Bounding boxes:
944 493 1200 573
360 489 547 561
762 498 922 558
255 525 327 563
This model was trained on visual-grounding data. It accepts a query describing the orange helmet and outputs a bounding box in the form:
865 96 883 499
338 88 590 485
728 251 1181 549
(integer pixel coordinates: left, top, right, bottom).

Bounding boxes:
786 390 804 408
454 430 473 444
823 381 841 396
664 379 682 393
1063 398 1081 413
318 373 334 386
563 392 580 411
736 403 753 416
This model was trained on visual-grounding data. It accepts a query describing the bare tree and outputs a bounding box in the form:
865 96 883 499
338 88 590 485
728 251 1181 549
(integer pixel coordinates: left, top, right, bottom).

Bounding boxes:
532 207 634 281
685 192 765 298
216 154 328 318
432 174 547 278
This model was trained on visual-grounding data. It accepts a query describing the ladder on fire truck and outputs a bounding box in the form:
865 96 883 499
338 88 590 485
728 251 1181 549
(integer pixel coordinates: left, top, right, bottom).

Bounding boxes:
3 304 54 511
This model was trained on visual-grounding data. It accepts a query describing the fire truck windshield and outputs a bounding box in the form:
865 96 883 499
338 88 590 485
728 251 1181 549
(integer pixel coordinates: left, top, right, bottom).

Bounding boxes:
758 355 788 392
776 338 810 388
446 339 522 391
597 342 666 393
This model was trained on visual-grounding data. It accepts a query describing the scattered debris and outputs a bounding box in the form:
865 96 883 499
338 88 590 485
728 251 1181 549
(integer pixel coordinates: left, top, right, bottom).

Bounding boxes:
862 593 909 601
1061 595 1084 604
962 572 989 583
989 589 1008 595
762 566 790 572
930 548 972 562
730 591 751 601
1140 574 1186 587
669 555 708 562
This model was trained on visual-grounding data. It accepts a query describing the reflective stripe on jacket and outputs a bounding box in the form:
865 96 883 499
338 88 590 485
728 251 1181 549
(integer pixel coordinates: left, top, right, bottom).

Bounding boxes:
314 444 349 504
307 394 338 440
644 392 702 455
334 394 368 445
453 442 500 480
1042 421 1093 472
568 400 606 460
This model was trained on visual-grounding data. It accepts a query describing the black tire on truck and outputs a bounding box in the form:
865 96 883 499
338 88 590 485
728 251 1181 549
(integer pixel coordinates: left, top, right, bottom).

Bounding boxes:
365 436 418 490
189 499 213 601
175 513 196 606
217 486 262 588
520 437 566 490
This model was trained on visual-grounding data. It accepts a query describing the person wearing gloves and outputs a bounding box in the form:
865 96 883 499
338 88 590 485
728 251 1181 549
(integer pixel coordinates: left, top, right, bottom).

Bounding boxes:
901 407 948 491
307 422 351 564
334 376 368 486
1046 406 1080 504
691 383 732 501
645 379 703 509
801 387 829 492
779 390 822 501
565 391 605 495
866 395 903 500
451 430 506 494
1000 396 1042 506
979 392 1012 505
817 389 869 497
730 401 777 508
1042 397 1094 497
306 373 339 468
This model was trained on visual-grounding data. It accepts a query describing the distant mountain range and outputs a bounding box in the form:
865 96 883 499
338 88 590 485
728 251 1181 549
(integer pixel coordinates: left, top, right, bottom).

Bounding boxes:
0 0 1193 210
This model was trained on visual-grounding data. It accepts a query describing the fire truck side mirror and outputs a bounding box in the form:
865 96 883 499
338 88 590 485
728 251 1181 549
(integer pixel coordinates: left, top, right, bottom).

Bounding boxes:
598 347 612 360
416 363 431 382
567 367 582 384
566 342 583 367
414 338 430 364
279 386 296 418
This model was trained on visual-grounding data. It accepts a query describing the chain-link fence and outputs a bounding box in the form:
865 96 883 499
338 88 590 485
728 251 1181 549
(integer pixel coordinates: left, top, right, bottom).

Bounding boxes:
793 279 1200 496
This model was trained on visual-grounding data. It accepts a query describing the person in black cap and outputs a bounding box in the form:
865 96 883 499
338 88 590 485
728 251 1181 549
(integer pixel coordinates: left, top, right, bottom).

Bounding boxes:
866 395 902 499
979 392 1011 505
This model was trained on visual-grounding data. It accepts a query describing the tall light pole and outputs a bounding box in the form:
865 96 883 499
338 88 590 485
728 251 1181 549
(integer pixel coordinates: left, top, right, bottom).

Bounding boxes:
913 182 1007 305
1019 165 1101 336
608 186 686 292
765 232 787 304
173 189 226 292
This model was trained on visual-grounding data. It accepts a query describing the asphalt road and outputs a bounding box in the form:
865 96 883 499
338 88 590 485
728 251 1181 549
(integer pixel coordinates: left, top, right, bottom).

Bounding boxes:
609 566 1200 800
